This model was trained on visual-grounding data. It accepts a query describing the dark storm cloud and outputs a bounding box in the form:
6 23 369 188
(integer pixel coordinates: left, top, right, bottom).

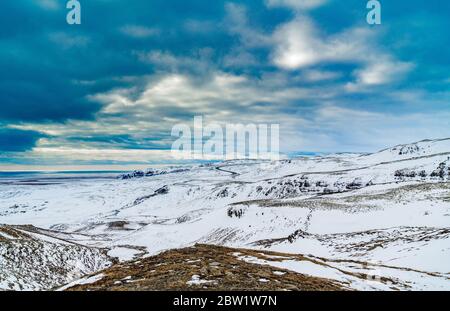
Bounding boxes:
0 0 264 124
0 0 449 165
0 128 46 152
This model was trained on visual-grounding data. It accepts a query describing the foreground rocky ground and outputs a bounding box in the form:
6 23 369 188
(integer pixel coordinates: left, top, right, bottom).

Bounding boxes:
62 243 449 291
62 244 347 291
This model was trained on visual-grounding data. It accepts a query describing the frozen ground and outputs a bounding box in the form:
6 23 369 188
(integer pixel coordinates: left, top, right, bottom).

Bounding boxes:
0 138 449 290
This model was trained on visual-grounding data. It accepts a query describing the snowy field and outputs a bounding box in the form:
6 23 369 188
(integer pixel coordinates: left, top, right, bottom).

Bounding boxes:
0 138 449 290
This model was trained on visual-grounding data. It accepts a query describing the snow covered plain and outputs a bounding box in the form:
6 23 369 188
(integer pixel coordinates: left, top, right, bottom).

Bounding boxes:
0 138 449 290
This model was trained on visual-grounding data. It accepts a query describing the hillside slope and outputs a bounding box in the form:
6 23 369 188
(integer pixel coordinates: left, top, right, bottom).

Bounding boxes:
0 225 112 291
0 138 449 291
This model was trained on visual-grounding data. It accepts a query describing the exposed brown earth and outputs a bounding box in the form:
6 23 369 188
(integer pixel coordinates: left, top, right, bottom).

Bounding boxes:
65 244 347 291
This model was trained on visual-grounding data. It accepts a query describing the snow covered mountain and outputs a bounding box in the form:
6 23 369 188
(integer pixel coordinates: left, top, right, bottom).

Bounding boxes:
0 138 449 291
0 225 111 290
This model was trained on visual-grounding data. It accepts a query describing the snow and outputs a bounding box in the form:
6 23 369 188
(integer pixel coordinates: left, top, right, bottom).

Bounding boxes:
186 275 215 286
0 231 16 240
58 273 105 291
107 247 140 261
1 137 449 291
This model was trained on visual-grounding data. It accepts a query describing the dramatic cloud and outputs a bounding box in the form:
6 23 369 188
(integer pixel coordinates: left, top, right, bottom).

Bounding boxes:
0 0 449 167
272 17 413 88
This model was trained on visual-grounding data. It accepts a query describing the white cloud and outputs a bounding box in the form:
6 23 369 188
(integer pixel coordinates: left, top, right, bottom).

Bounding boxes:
272 18 368 68
301 69 341 82
48 32 90 49
120 25 159 38
346 58 413 91
355 60 411 85
92 72 318 117
313 106 450 150
271 16 413 87
222 48 259 68
224 3 273 48
138 50 194 67
135 49 215 74
265 0 328 10
10 69 450 159
224 6 412 88
272 17 325 68
35 0 59 10
13 71 327 154
32 147 172 163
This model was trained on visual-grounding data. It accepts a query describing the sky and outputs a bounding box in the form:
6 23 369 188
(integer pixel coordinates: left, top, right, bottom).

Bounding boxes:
0 0 449 170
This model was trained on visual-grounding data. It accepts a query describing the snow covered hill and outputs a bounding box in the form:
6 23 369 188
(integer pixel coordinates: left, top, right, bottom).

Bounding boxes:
0 225 111 290
373 138 450 160
0 138 449 291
